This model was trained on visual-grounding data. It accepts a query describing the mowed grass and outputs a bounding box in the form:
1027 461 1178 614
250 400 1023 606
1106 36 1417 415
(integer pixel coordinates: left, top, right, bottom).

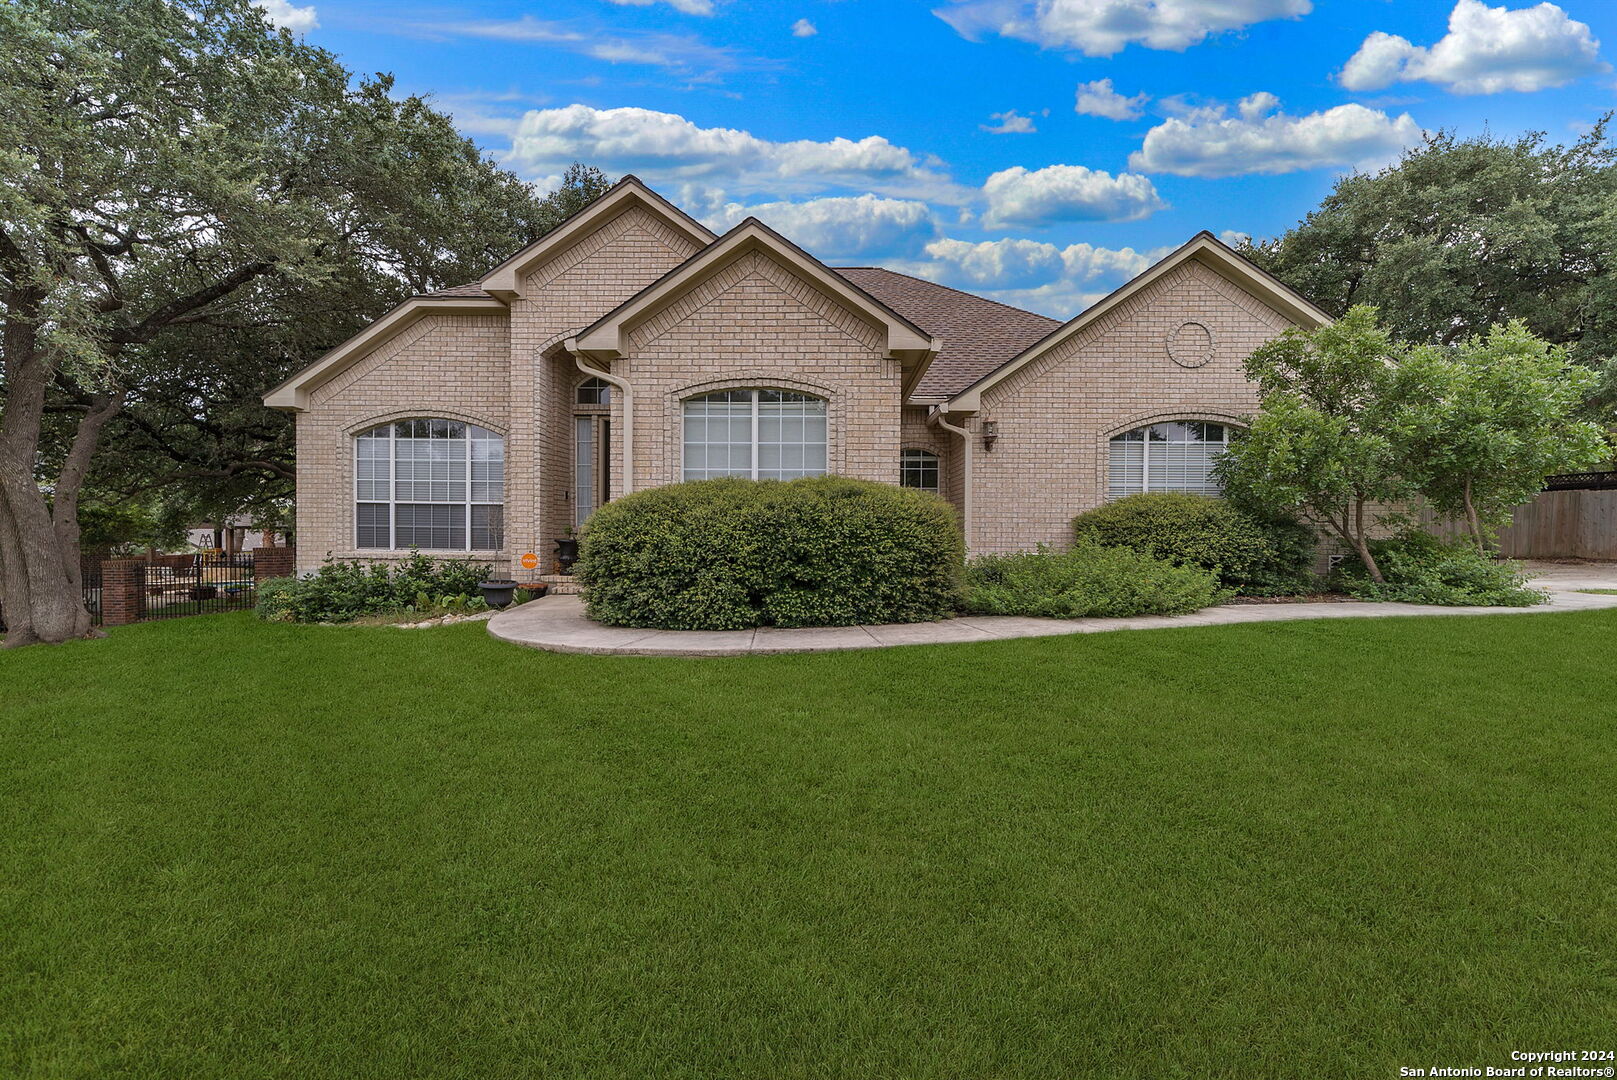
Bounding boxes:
3 611 1615 1079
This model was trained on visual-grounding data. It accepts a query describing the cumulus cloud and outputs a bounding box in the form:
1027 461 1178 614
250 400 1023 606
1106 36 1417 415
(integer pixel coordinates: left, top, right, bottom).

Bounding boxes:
606 0 715 14
705 195 938 261
1339 0 1604 94
892 237 1166 316
980 164 1167 227
791 18 817 37
504 105 968 203
254 0 317 31
1128 92 1422 177
936 0 1311 57
982 109 1039 134
1074 78 1149 120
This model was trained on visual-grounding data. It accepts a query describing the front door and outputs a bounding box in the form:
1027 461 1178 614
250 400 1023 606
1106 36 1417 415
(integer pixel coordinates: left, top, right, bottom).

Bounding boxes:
574 415 611 527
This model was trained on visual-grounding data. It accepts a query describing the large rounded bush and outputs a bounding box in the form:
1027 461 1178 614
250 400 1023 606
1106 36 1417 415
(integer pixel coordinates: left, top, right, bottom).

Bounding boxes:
1072 492 1316 595
577 476 963 630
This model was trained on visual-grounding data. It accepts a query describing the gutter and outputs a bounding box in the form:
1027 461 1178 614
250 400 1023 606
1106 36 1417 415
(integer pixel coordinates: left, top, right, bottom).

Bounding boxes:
928 407 972 551
567 344 636 496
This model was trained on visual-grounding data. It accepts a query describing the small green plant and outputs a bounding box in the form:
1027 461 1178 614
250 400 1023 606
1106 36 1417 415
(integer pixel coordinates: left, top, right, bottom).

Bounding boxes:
962 542 1227 619
1333 531 1544 607
255 551 492 623
1072 492 1317 596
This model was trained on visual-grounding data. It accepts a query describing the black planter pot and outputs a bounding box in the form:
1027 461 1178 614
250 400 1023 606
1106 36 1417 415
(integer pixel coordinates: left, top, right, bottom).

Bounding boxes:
478 579 519 610
553 537 580 573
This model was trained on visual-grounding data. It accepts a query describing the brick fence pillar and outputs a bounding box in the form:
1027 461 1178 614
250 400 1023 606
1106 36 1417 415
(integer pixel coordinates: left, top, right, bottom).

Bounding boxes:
101 559 146 627
254 545 297 580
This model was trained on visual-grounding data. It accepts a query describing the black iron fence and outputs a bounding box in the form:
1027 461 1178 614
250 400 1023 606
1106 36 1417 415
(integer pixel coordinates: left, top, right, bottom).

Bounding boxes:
139 552 257 620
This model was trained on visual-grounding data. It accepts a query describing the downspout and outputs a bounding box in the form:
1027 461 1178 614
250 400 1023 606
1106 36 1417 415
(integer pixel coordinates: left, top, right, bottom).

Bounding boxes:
570 348 635 496
929 406 972 552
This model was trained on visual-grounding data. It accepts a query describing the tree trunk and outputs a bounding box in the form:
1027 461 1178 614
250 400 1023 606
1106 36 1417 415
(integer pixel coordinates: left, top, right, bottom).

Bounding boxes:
1352 499 1385 583
0 290 96 646
1462 477 1486 554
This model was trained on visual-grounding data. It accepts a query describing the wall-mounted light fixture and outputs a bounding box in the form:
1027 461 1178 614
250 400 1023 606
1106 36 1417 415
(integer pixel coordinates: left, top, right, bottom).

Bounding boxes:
981 420 999 452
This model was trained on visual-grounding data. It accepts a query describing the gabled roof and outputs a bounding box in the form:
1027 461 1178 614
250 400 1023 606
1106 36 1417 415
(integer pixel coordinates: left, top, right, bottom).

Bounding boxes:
834 268 1060 402
263 293 508 411
570 218 941 398
943 231 1331 412
480 175 715 299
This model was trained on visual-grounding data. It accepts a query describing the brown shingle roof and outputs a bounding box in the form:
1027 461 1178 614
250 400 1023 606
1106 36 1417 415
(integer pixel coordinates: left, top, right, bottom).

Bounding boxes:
834 268 1060 401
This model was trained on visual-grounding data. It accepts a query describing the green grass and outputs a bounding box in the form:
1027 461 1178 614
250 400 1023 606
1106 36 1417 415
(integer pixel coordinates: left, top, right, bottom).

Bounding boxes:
3 612 1615 1079
1576 588 1617 595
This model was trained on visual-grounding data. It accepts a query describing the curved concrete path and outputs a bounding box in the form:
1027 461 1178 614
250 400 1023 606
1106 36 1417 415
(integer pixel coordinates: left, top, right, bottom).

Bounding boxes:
487 562 1617 657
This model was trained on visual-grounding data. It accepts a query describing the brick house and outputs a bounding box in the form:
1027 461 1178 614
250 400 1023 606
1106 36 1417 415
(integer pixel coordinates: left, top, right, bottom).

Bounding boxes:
265 176 1330 574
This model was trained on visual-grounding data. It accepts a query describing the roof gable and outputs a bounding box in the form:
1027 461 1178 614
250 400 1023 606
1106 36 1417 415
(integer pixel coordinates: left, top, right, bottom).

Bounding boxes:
570 218 940 396
944 232 1331 412
480 175 715 300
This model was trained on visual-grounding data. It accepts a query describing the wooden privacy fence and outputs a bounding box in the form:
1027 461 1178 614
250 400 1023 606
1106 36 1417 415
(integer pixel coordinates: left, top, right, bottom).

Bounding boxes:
1493 487 1617 560
1422 474 1617 560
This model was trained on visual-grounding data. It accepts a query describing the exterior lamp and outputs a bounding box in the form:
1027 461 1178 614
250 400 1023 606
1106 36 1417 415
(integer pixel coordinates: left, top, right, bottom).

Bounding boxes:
981 420 999 452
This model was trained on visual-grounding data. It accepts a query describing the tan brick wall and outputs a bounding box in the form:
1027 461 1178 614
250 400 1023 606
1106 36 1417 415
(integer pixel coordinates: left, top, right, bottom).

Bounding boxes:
614 249 903 491
294 312 510 573
968 260 1293 553
900 405 961 515
506 204 703 557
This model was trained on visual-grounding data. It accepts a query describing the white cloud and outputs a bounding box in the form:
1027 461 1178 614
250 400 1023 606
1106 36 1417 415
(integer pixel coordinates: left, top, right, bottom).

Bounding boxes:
504 105 967 203
1128 92 1423 177
606 0 715 14
254 0 317 32
982 109 1038 134
792 18 818 37
936 0 1312 57
706 195 937 261
894 236 1166 316
1340 0 1604 94
980 164 1167 227
1218 228 1251 247
403 17 751 75
1075 78 1149 120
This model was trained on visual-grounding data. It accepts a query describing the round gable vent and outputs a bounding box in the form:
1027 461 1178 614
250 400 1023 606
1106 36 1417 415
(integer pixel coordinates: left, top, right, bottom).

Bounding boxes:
1167 321 1214 368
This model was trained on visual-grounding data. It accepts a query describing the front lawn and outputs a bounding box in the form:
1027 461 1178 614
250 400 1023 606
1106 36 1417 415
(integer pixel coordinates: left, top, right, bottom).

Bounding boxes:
3 613 1614 1079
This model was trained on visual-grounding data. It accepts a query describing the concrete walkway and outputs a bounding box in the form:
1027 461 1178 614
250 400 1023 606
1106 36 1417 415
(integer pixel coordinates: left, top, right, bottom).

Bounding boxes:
486 561 1617 657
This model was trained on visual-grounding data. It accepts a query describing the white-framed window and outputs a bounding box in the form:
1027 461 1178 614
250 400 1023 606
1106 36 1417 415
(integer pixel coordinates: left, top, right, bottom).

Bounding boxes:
355 418 504 550
1108 421 1231 498
900 448 940 493
682 389 827 481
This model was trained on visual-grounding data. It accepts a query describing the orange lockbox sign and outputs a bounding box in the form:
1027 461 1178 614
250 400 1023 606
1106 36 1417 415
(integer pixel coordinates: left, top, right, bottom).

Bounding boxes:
520 552 539 570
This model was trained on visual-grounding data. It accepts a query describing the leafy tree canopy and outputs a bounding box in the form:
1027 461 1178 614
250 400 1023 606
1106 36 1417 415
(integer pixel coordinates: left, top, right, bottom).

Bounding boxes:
1244 125 1617 377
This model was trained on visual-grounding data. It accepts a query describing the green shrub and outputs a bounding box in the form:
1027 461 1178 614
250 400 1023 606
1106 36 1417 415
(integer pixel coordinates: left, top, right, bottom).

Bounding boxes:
255 551 492 623
962 542 1227 619
577 476 963 630
1072 492 1318 595
1336 531 1545 607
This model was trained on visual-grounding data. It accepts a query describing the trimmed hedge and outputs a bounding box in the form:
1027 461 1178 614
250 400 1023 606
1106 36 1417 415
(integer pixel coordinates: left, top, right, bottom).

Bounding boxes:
576 476 963 630
962 542 1227 619
1072 492 1317 595
256 551 489 623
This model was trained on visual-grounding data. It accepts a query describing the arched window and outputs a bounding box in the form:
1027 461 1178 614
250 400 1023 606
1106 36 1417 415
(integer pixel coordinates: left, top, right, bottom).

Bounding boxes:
1108 421 1230 498
683 389 827 481
576 377 611 406
355 418 504 550
900 448 940 493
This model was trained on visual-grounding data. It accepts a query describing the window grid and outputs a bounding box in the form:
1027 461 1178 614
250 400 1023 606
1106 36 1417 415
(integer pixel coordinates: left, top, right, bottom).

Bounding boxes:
1108 421 1229 499
576 377 611 406
683 389 827 482
354 419 504 550
900 448 940 493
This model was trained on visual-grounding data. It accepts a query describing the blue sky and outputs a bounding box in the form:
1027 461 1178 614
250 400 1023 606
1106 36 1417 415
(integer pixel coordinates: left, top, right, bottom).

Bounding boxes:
262 0 1616 317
